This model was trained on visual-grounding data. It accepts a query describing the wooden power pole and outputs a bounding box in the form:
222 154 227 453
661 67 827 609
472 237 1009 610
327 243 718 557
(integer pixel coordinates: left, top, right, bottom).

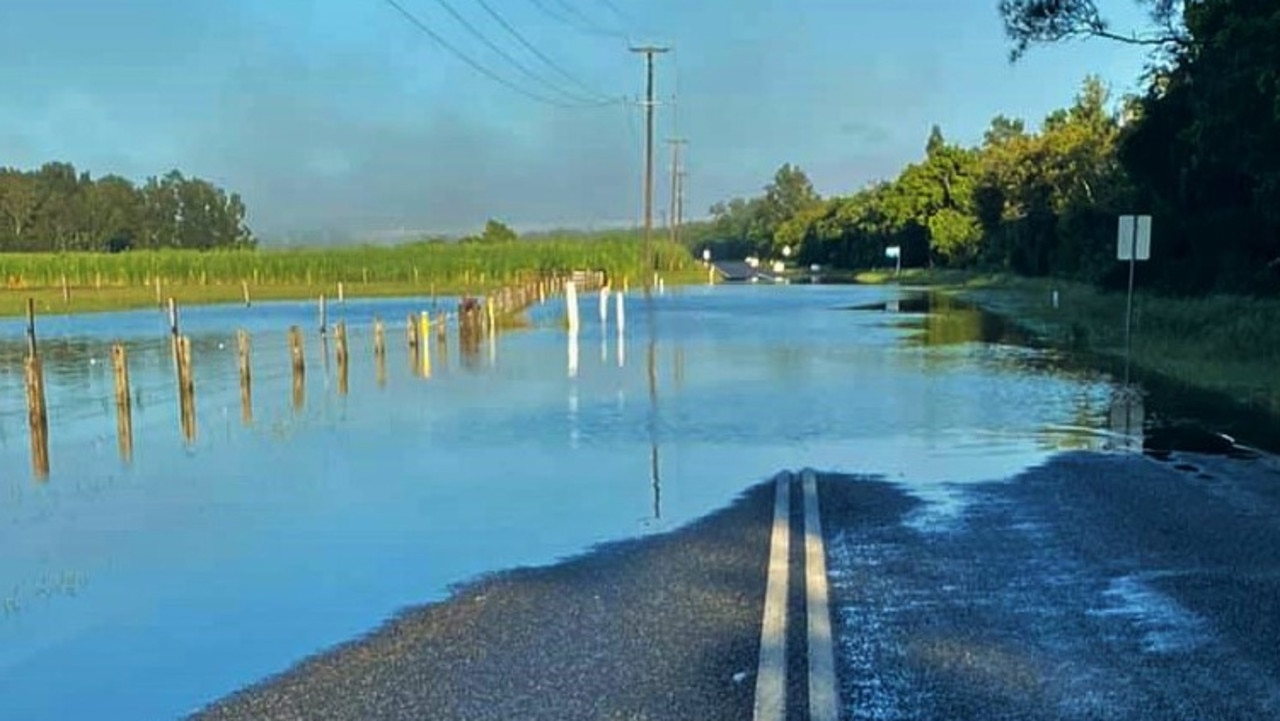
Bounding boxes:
630 45 669 292
666 138 687 246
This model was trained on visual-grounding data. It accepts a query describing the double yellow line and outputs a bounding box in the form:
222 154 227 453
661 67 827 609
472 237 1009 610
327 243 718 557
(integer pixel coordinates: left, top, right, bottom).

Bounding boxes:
753 469 839 721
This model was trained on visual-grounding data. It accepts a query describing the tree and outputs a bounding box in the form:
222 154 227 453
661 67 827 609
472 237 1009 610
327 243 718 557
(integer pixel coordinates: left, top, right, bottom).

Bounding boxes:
481 219 518 244
999 0 1188 61
760 164 821 255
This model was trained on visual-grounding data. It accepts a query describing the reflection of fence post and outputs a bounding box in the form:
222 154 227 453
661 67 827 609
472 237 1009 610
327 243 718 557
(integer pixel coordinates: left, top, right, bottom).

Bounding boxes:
335 321 349 396
176 336 196 443
237 330 253 425
418 312 432 378
373 318 387 388
288 326 306 410
24 299 49 480
112 343 133 462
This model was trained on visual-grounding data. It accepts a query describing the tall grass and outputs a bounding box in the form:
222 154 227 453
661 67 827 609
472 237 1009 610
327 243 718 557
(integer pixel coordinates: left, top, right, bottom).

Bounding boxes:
0 234 693 290
956 275 1280 414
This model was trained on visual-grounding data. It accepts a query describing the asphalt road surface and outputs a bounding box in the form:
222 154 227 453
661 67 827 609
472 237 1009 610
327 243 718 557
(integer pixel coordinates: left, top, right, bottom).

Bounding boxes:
823 449 1280 720
193 448 1280 720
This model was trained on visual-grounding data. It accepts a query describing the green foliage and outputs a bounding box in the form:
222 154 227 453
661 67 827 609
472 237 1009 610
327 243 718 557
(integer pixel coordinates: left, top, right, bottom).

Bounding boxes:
1001 0 1280 294
0 233 692 291
0 163 254 252
460 218 519 245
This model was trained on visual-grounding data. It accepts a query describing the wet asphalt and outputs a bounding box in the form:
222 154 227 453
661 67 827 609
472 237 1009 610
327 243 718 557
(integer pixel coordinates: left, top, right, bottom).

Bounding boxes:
193 449 1280 720
191 482 775 721
821 450 1280 720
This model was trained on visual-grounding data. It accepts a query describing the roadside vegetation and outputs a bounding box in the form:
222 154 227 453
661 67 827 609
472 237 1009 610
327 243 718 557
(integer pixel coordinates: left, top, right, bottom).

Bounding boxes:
677 0 1279 417
0 233 694 317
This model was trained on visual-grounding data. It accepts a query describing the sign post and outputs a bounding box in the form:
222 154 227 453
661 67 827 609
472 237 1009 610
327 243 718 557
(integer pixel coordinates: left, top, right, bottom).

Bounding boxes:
1116 215 1152 388
885 245 902 277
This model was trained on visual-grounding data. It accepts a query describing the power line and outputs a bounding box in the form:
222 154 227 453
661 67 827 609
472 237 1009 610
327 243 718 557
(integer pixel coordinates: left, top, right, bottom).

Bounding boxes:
380 0 614 108
425 0 605 105
527 0 628 40
469 0 612 102
593 0 634 27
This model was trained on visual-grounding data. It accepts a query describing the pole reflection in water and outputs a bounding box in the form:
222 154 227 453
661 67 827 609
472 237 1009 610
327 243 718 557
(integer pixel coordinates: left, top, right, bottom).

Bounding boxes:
568 383 580 449
568 331 579 379
1108 388 1145 453
645 294 661 521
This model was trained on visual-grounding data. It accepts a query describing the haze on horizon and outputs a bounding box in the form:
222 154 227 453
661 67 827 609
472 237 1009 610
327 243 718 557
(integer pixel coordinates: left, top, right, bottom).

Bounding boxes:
0 0 1155 243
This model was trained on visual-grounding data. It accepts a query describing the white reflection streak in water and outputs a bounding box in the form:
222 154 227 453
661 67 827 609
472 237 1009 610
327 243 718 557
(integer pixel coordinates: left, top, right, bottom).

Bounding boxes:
568 331 579 379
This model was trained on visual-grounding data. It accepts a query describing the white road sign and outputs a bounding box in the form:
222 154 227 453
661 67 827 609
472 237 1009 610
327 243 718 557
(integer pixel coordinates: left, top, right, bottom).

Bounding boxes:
885 246 901 259
1117 215 1152 261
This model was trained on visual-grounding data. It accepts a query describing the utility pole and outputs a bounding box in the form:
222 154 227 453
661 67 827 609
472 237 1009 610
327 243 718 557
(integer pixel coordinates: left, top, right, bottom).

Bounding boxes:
666 138 687 246
676 168 687 245
630 44 669 293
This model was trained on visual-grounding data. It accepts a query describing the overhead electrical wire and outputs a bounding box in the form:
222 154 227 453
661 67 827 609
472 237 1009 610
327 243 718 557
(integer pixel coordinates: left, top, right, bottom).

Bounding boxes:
527 0 628 40
380 0 618 108
424 0 609 105
469 0 613 102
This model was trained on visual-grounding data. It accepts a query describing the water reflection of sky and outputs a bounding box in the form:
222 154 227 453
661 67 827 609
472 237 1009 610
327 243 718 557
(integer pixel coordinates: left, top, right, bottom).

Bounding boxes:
0 284 1119 720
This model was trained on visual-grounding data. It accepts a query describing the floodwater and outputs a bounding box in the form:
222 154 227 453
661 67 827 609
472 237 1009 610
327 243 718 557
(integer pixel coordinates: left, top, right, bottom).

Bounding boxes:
0 283 1179 719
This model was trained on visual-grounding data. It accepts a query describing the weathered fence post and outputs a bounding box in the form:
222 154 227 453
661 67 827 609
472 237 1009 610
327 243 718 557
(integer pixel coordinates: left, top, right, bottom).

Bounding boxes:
318 294 328 336
289 326 306 411
112 343 133 462
242 280 251 307
237 330 252 425
24 300 49 480
335 321 349 396
373 317 387 388
176 335 196 443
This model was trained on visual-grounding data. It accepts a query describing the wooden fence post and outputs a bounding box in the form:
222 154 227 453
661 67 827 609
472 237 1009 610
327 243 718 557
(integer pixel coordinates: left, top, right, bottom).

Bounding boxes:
112 343 133 462
335 321 349 396
176 336 196 443
288 326 305 411
24 299 48 479
237 330 252 425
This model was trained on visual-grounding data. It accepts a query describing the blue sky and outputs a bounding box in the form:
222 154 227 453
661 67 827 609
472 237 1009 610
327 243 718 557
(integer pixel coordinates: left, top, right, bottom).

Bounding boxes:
0 0 1161 240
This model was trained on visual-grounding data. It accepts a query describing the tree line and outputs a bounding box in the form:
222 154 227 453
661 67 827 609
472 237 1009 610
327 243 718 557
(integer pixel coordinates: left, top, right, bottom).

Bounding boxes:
0 162 254 253
687 0 1279 296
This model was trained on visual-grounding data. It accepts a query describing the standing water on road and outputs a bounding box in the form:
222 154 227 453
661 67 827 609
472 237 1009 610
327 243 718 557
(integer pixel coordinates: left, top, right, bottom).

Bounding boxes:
2 284 1130 720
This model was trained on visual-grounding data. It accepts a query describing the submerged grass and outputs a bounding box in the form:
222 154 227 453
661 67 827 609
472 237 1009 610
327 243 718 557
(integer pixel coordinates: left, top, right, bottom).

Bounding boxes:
958 275 1279 415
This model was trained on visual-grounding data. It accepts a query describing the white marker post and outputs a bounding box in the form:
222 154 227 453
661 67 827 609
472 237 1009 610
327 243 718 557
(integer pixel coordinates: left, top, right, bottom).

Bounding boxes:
565 281 580 335
885 245 902 277
1117 214 1152 387
599 285 610 328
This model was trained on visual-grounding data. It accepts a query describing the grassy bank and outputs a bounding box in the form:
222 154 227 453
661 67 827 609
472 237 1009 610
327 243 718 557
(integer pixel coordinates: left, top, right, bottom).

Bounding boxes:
0 237 696 318
859 270 1280 416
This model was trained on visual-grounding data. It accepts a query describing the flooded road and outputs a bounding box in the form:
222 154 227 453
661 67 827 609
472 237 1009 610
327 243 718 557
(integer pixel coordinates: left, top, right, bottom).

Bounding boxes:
0 284 1259 719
